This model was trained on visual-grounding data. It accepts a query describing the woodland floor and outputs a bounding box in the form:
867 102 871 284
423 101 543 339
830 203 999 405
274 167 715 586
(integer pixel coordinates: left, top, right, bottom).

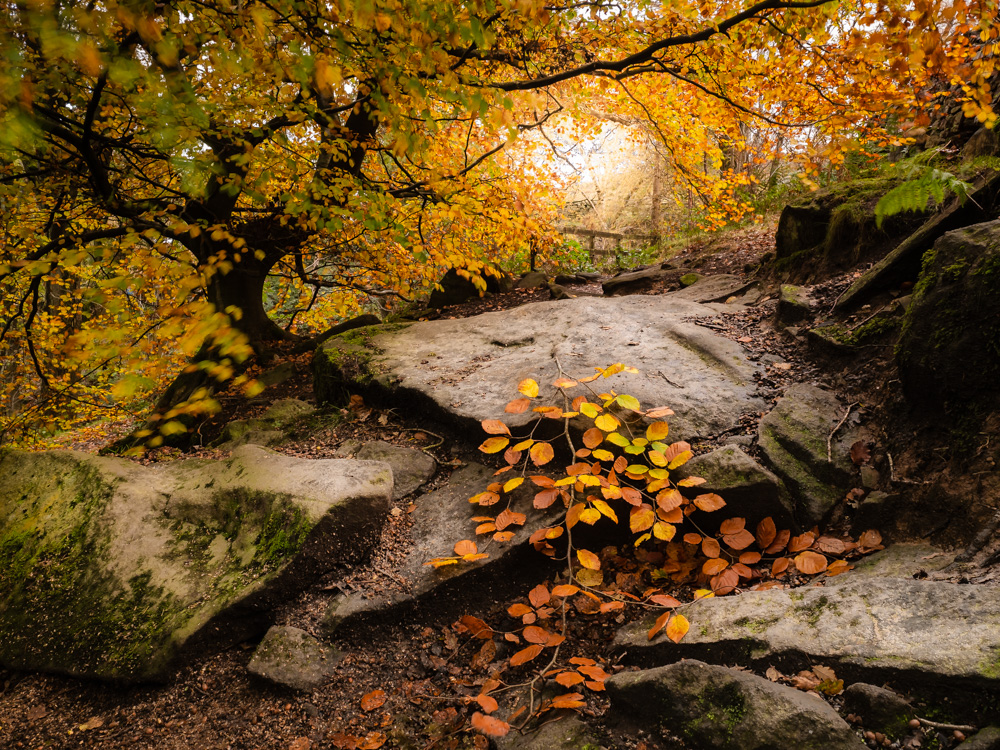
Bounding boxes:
0 223 981 750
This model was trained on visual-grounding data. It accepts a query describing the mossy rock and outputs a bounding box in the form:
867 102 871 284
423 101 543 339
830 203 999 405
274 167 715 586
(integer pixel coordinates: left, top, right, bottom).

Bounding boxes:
0 445 391 682
772 177 926 283
897 219 1000 412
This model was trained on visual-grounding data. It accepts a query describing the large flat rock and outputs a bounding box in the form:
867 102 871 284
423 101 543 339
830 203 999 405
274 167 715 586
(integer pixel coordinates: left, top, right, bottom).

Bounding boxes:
314 296 764 441
0 445 392 682
614 564 1000 690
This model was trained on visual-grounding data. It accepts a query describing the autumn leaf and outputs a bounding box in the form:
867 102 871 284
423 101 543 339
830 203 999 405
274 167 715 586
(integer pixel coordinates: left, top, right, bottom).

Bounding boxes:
850 440 871 465
794 550 829 575
666 614 690 643
530 441 555 466
360 689 386 711
454 539 478 556
594 413 620 432
528 584 550 607
509 644 544 666
471 712 510 737
522 625 550 644
702 537 721 558
479 437 509 454
582 427 604 448
459 616 493 639
506 398 531 414
556 671 585 686
756 517 777 548
693 493 726 512
550 692 586 709
723 529 755 551
576 548 601 570
616 393 641 411
719 517 746 534
481 419 510 435
702 558 729 575
646 421 670 441
518 379 539 398
476 694 499 713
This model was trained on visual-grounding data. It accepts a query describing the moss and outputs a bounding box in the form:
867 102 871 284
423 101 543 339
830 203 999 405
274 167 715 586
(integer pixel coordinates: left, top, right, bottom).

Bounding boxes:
314 323 411 405
793 594 840 627
685 682 748 744
0 461 190 679
734 616 776 634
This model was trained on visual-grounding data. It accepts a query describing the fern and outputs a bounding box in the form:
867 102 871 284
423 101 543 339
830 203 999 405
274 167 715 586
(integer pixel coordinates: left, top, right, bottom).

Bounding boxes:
875 149 974 228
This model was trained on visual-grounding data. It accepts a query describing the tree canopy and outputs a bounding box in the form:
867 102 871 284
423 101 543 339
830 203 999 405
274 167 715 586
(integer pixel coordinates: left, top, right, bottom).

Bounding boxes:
0 0 997 447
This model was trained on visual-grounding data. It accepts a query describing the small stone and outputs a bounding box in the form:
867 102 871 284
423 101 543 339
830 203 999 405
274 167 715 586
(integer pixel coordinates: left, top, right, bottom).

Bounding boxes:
248 627 340 692
860 466 880 489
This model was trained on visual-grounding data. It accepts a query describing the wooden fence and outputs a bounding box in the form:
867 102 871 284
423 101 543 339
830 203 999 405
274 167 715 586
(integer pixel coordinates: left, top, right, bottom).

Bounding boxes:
559 226 659 260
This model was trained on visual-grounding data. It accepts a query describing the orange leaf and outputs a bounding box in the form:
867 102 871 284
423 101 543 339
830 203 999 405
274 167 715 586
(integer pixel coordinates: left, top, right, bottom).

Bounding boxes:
509 644 543 666
459 616 493 639
476 694 499 713
765 528 791 555
723 529 755 551
530 442 555 466
683 533 702 545
583 427 604 448
471 711 510 737
702 537 721 558
360 689 386 712
646 421 670 441
719 517 746 535
794 550 828 575
553 377 578 389
505 398 531 414
771 557 790 575
693 493 726 512
522 626 549 644
666 614 690 643
481 419 510 435
492 531 514 542
755 517 777 548
528 584 550 608
550 692 585 709
585 680 606 691
702 558 729 575
789 532 816 553
739 551 762 565
454 539 478 556
359 732 386 750
858 529 884 550
551 584 579 597
507 603 532 617
630 504 655 533
534 488 559 509
648 594 681 607
576 548 601 570
826 559 852 576
657 489 684 512
648 611 670 640
556 671 584 687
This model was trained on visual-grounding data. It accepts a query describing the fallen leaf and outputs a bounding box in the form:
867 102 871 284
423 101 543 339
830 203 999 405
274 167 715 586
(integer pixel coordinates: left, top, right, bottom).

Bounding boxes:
361 689 387 712
289 738 312 750
850 440 871 465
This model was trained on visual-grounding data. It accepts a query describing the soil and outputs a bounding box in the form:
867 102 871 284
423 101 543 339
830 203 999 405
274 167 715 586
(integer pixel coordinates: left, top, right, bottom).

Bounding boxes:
2 223 990 750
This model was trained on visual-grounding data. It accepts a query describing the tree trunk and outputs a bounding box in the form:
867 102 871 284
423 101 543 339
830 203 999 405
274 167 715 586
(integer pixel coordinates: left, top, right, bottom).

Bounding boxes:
206 261 290 345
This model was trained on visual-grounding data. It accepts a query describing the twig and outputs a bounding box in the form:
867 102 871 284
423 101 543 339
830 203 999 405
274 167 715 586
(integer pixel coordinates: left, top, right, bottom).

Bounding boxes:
400 427 446 450
887 452 928 485
827 402 857 462
915 716 977 733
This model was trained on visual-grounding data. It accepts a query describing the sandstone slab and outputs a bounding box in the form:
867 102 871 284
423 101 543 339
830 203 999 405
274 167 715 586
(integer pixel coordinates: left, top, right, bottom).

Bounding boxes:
607 659 865 750
0 445 392 682
314 296 764 441
614 574 1000 690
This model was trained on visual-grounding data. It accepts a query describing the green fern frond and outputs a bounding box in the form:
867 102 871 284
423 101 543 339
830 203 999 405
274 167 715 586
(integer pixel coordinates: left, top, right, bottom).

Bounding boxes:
875 167 972 228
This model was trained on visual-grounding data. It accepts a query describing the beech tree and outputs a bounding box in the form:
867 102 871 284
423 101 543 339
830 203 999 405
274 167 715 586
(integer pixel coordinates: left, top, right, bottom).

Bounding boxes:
0 0 996 445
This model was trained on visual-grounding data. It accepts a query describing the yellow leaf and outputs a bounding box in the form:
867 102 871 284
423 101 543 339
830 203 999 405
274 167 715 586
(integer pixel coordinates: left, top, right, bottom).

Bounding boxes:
666 614 690 643
652 521 676 541
518 379 539 398
592 499 618 523
579 507 602 525
616 393 641 411
594 413 620 432
503 477 524 493
646 421 670 441
479 437 510 454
